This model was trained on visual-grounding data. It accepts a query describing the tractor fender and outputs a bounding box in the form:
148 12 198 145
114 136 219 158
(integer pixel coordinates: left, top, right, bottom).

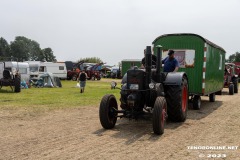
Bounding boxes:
121 73 127 84
164 72 188 86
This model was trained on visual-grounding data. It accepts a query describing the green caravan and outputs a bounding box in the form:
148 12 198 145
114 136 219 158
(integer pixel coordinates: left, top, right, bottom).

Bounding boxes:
152 33 226 109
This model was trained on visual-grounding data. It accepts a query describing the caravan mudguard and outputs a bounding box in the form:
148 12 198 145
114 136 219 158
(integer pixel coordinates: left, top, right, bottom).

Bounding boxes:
164 72 188 86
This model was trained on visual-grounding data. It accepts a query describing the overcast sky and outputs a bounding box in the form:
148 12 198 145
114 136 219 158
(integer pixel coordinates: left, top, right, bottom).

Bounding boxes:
1 0 239 65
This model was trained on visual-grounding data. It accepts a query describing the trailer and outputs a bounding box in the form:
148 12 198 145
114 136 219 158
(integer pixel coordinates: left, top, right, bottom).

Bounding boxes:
39 62 67 79
224 63 239 94
25 61 41 78
152 33 226 109
25 61 67 79
121 59 142 76
233 62 240 82
66 61 84 80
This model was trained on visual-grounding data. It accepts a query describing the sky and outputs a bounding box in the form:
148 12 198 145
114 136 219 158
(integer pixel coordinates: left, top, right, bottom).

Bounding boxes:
1 0 239 65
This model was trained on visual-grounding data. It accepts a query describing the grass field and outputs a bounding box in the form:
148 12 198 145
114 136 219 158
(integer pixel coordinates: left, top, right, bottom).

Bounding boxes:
0 79 121 111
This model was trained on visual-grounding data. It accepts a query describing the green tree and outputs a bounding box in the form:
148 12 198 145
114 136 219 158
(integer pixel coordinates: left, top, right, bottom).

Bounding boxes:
9 36 57 62
41 48 56 62
10 36 30 61
227 52 240 62
0 37 10 58
79 57 103 63
28 40 42 61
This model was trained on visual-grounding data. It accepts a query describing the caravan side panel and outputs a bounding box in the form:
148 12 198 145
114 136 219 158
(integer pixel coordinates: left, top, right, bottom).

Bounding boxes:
39 62 67 79
204 44 225 94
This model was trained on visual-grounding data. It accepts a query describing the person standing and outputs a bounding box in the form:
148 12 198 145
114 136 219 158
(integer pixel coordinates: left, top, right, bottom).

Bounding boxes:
78 70 88 93
162 50 179 72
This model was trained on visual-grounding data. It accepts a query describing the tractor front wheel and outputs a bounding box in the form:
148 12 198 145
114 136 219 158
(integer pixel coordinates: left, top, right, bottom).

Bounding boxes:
152 97 167 135
99 94 118 129
72 75 78 81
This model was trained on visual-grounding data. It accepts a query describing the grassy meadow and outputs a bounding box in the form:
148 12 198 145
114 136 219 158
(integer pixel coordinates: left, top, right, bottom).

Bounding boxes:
0 79 121 111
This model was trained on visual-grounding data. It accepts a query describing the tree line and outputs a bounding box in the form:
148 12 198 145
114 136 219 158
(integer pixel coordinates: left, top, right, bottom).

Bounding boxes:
226 52 240 63
0 36 56 62
78 57 103 63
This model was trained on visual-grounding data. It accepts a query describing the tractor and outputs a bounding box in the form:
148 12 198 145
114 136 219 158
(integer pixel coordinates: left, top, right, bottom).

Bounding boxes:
99 46 188 135
85 62 103 80
224 63 239 95
0 61 21 93
67 61 84 81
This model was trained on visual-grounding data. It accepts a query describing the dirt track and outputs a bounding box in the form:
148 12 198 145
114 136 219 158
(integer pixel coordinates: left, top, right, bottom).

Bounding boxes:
0 88 239 160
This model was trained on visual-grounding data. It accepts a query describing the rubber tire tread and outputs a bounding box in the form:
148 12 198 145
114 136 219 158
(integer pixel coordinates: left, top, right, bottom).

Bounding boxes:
209 93 215 102
153 97 166 135
229 84 234 95
14 75 21 93
193 96 201 110
233 78 238 93
99 94 118 129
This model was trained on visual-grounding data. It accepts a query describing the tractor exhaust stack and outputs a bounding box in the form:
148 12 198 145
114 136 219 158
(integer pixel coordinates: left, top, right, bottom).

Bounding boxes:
145 46 152 87
156 45 162 83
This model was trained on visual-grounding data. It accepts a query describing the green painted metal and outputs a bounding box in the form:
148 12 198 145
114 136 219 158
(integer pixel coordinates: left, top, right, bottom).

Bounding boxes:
152 33 225 95
121 59 141 76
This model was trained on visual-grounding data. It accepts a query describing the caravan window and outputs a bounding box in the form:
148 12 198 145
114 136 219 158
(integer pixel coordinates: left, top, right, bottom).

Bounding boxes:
59 66 64 70
219 54 223 70
163 49 195 68
30 67 38 72
19 68 27 74
39 66 44 72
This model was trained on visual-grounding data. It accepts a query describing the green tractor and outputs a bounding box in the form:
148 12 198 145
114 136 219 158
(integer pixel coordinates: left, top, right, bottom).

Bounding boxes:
99 46 188 135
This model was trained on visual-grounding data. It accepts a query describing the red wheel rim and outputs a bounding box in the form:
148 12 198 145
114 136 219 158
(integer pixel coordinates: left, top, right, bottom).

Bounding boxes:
182 85 187 112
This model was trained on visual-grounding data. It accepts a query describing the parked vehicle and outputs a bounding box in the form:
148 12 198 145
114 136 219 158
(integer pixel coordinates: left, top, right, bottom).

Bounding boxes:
25 61 67 79
66 61 84 81
25 61 41 78
121 59 142 76
65 61 76 71
110 66 122 79
152 33 226 110
85 63 103 80
233 62 240 82
99 46 189 135
0 61 30 82
0 61 22 92
224 63 239 94
39 62 67 79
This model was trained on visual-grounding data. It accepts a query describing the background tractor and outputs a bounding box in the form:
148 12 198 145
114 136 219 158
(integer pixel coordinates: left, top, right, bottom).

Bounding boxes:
99 46 189 135
66 61 84 81
0 61 21 93
224 63 239 95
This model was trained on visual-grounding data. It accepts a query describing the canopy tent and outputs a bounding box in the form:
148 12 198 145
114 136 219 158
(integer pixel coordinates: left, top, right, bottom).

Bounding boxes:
39 72 62 88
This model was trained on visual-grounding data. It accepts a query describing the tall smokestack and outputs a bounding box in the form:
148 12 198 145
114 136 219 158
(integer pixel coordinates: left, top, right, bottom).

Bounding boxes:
145 46 152 87
156 45 162 83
